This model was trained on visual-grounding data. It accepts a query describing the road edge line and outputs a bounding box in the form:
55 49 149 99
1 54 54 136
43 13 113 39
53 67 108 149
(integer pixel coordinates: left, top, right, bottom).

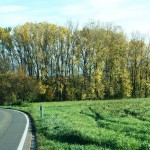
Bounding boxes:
17 111 29 150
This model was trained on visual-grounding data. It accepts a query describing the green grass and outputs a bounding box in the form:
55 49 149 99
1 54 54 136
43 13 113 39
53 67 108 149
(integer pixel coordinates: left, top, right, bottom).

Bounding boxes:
6 98 150 149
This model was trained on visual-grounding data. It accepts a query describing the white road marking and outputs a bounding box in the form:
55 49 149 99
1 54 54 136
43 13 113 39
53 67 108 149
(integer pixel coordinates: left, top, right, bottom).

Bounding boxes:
16 111 29 150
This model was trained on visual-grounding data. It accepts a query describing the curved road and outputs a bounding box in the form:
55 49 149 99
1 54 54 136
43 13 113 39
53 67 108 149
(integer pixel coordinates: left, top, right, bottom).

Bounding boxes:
0 108 28 150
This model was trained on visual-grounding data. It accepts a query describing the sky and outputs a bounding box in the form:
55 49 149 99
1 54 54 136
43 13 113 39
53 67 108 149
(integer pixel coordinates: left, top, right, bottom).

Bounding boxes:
0 0 150 35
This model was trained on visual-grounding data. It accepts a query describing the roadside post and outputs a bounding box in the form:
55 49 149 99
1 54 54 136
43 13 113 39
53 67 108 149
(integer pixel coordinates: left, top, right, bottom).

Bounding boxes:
40 103 43 118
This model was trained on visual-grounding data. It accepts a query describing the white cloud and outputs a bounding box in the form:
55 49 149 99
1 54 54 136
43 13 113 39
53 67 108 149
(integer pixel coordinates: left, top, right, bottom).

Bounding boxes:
83 0 146 22
58 0 128 23
0 0 150 34
62 5 84 15
0 14 65 27
0 5 27 13
65 0 150 34
88 0 125 7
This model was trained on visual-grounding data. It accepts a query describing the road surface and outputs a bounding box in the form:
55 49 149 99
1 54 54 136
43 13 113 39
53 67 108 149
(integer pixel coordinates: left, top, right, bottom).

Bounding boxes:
0 108 28 150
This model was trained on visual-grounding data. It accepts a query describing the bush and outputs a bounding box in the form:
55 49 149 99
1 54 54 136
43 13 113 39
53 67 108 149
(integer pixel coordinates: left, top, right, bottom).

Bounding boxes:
0 72 39 105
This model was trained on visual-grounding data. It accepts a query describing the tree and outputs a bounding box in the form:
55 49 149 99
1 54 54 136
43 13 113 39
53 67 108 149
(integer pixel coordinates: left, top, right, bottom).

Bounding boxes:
128 33 147 97
0 21 150 102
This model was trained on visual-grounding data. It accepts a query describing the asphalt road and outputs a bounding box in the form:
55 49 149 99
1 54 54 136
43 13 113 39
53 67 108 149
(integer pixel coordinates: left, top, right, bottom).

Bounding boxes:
0 108 27 150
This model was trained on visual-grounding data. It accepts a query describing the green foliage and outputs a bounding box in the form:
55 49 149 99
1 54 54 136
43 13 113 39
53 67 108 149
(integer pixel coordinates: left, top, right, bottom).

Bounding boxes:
0 71 38 105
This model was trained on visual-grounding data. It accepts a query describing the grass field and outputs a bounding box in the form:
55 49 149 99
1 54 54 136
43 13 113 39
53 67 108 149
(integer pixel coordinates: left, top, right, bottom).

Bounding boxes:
10 99 150 149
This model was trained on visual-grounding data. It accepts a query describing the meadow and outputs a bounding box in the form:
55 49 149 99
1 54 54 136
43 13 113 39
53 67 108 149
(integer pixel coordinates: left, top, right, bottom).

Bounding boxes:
12 99 150 149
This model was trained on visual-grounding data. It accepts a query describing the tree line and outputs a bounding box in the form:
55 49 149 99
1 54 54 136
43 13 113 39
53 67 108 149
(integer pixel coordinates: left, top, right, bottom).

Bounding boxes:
0 21 150 104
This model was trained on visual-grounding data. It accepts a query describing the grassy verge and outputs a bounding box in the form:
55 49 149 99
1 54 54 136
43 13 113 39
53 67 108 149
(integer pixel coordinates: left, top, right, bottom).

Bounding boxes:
4 98 150 150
